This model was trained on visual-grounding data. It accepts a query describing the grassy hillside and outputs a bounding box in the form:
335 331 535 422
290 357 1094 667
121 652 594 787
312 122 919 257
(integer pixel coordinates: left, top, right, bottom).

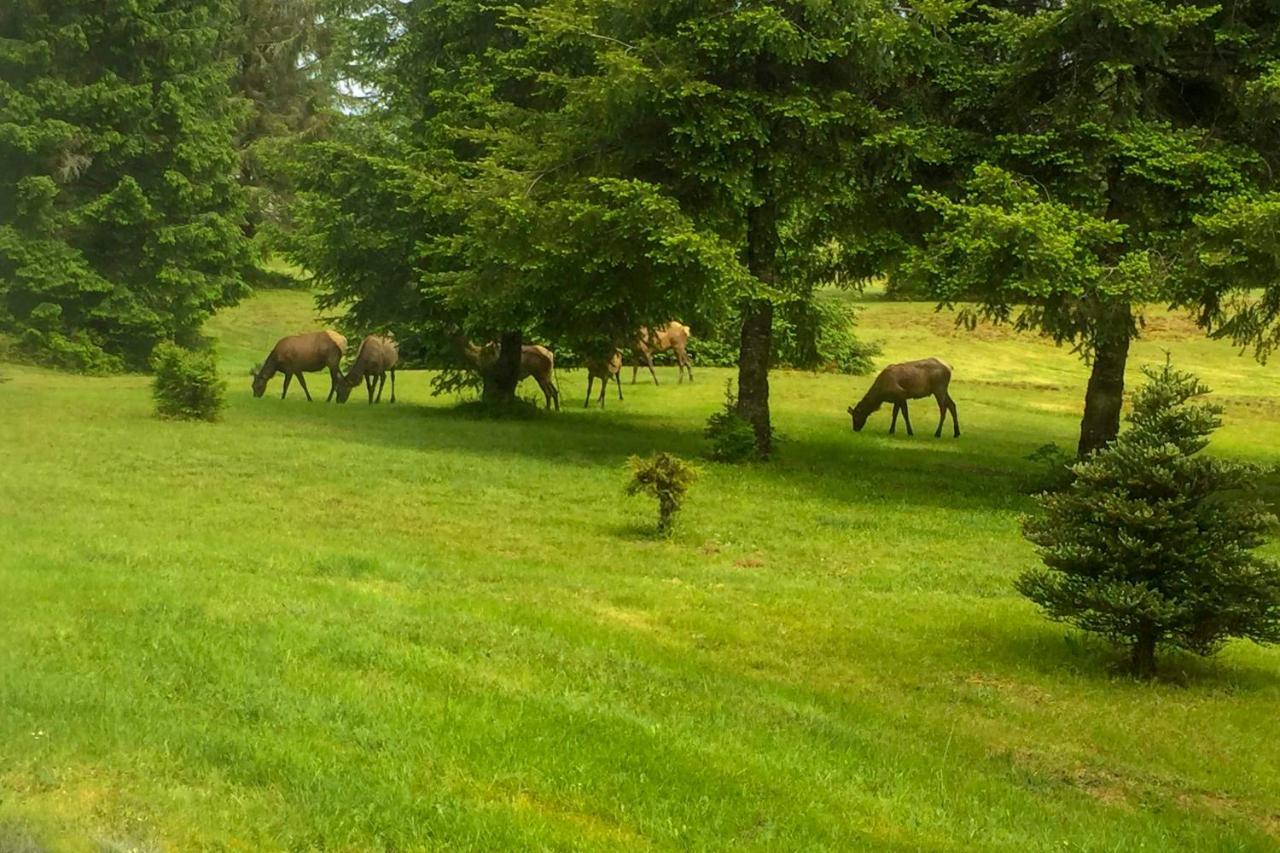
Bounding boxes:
2 290 1278 850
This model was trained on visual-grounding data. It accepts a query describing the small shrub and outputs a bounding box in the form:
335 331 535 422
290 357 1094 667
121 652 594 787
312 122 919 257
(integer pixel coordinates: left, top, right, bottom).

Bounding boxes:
1020 443 1077 494
151 342 226 421
1017 360 1280 678
626 452 698 536
704 380 759 462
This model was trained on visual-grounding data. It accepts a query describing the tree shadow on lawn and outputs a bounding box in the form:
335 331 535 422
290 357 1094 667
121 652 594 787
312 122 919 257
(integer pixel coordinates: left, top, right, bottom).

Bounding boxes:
282 396 1048 517
942 618 1280 692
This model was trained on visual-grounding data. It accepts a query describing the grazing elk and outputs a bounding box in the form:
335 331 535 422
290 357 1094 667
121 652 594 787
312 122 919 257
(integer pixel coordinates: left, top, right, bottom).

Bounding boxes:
584 350 623 408
632 322 693 385
252 331 347 401
848 358 960 438
336 335 399 404
459 338 561 410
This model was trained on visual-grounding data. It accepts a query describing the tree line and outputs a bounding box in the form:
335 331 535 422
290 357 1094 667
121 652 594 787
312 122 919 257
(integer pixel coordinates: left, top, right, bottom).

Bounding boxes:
4 1 1280 458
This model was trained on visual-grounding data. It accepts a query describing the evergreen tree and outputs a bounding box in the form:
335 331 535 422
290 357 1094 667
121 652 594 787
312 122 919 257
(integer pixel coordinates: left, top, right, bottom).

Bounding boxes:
285 1 938 432
0 0 252 370
907 1 1280 456
1018 361 1280 678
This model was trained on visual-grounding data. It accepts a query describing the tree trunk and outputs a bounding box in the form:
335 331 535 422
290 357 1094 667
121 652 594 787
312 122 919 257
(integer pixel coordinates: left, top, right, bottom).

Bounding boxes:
1077 303 1132 457
1130 629 1158 679
482 330 523 404
738 199 777 458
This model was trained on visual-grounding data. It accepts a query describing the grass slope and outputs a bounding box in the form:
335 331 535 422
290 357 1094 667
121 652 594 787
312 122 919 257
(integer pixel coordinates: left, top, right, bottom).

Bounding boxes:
1 290 1278 851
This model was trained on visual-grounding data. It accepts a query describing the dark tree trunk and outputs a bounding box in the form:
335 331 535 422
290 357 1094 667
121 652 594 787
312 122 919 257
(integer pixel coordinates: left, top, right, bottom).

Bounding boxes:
1077 303 1132 458
738 199 777 458
1130 629 1158 679
482 330 523 404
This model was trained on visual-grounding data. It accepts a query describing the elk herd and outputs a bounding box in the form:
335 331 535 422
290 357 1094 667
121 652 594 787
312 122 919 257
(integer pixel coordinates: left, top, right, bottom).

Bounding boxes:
251 323 961 438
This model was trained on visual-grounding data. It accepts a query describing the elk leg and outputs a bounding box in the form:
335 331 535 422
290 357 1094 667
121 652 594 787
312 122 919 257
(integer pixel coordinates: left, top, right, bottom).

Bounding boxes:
375 373 387 403
682 347 693 383
584 376 594 408
890 403 899 434
325 368 337 402
598 378 608 408
949 397 960 437
389 369 397 404
296 373 314 402
364 375 374 403
935 392 947 438
631 361 639 385
901 401 914 436
643 349 659 385
616 373 623 400
281 373 293 400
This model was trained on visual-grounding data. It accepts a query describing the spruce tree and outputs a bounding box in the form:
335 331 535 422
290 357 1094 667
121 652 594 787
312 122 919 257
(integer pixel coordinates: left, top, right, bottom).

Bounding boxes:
0 0 251 370
907 0 1280 456
1018 361 1280 677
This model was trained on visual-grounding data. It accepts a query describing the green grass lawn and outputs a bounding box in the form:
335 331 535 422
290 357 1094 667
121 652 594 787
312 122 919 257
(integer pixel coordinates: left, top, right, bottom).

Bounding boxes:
2 290 1279 851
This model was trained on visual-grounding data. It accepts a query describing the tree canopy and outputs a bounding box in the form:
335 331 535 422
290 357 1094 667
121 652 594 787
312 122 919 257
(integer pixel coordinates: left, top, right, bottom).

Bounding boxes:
0 0 252 370
285 0 944 443
906 0 1280 456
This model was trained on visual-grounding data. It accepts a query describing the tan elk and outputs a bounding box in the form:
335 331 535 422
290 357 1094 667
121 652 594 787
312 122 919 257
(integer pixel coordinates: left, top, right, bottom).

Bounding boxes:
583 350 623 408
252 331 347 401
632 322 693 385
459 338 561 410
336 335 399 404
848 358 959 438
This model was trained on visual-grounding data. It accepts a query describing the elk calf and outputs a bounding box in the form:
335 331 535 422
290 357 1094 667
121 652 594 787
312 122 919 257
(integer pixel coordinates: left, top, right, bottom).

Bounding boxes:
584 350 623 408
848 358 959 438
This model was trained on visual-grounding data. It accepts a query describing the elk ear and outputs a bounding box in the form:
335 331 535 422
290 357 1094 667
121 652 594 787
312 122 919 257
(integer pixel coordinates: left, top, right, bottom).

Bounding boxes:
847 406 855 415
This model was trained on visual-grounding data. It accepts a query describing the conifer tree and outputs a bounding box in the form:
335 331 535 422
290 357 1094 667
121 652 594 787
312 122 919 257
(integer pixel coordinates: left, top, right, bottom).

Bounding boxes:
908 1 1280 456
0 0 251 370
1018 361 1280 677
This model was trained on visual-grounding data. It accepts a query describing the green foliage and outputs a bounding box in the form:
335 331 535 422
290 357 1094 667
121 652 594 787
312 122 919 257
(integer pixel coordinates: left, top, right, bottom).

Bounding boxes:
1020 443 1077 496
689 295 880 374
150 343 226 422
284 0 938 425
0 0 252 371
704 381 762 464
905 0 1280 452
1018 362 1280 677
625 452 698 536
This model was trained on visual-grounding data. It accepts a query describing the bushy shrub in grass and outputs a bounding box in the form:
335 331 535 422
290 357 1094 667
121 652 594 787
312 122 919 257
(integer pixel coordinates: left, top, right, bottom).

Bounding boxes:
626 452 698 536
704 380 761 462
1018 361 1280 677
151 342 225 421
1020 443 1077 494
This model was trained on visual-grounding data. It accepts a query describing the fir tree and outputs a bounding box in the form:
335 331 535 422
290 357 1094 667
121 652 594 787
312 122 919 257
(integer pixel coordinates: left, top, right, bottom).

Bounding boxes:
1018 361 1280 677
0 0 252 370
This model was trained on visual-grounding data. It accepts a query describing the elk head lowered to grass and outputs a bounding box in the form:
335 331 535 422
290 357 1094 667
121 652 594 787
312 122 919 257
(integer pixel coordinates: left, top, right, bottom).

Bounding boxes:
251 331 347 401
336 335 399 404
849 357 960 438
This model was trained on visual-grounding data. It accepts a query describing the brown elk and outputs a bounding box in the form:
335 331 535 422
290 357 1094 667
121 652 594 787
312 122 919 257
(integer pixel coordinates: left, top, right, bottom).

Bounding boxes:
252 331 347 401
848 358 959 438
336 335 399 404
583 350 623 408
459 338 561 410
632 322 693 385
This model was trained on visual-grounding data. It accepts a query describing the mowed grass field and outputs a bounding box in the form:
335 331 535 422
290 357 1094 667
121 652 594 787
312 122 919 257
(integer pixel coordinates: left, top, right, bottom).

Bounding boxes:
2 290 1280 851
